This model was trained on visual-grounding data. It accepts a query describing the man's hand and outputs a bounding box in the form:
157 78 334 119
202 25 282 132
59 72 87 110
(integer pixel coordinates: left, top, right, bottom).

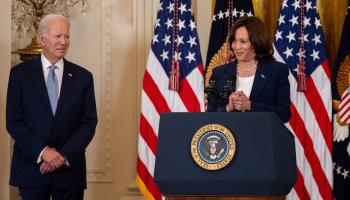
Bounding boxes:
39 161 55 174
41 147 65 170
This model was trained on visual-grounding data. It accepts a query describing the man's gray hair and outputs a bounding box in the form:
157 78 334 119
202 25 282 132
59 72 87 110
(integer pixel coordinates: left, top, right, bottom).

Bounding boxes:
38 14 70 34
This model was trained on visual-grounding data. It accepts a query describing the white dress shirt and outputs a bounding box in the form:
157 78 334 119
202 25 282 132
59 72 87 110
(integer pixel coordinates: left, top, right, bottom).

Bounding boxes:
236 75 255 98
41 55 64 97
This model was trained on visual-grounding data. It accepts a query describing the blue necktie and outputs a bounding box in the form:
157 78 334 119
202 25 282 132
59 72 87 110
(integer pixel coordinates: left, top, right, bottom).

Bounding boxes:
47 65 58 115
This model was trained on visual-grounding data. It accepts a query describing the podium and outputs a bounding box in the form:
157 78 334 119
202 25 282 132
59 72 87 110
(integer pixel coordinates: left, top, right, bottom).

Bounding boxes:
154 112 296 200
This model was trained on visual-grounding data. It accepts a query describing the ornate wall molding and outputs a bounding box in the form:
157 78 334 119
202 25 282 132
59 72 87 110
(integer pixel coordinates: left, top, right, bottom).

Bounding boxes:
86 0 113 182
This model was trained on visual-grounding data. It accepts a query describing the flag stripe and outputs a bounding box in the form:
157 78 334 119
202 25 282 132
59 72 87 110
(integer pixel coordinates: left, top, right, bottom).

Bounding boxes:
339 98 350 111
288 68 333 186
179 78 201 112
137 157 162 199
339 102 350 118
285 123 322 199
304 76 332 151
184 65 205 111
143 71 171 113
138 135 156 177
342 113 350 123
311 61 332 118
294 169 311 200
338 93 350 123
340 94 350 104
289 104 332 200
340 92 350 102
140 114 158 155
141 90 160 136
320 60 331 81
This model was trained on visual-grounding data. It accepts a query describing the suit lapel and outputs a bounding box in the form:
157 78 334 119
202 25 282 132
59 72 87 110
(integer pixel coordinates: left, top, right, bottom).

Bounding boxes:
54 59 73 119
250 61 271 100
31 57 54 117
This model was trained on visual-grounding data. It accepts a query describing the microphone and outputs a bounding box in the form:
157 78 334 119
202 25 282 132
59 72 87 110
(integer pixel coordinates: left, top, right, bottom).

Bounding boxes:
219 75 234 100
205 79 216 97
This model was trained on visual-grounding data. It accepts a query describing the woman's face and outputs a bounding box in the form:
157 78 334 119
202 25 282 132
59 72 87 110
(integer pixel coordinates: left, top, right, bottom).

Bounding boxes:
231 26 256 62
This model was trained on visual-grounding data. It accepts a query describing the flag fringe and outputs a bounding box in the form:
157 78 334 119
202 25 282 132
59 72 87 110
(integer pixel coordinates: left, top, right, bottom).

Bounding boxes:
136 175 156 200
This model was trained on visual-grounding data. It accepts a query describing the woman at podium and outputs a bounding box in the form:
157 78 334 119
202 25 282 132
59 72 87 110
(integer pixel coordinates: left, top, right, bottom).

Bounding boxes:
206 16 291 123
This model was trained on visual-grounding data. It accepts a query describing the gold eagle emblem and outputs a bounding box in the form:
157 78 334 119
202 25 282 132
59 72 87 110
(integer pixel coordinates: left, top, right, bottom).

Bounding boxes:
334 54 350 111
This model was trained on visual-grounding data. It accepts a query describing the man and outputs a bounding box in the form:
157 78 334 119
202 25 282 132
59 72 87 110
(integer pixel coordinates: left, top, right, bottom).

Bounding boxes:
6 14 98 200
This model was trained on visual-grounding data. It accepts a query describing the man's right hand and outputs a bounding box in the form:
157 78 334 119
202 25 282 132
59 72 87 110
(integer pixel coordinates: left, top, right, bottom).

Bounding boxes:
41 147 65 170
40 161 55 174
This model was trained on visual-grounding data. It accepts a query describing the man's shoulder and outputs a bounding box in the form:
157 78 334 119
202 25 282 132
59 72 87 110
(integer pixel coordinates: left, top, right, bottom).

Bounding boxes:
11 56 40 74
64 59 92 77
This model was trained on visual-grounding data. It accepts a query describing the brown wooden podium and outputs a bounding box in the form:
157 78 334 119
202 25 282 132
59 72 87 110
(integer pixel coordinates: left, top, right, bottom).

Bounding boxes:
155 113 296 199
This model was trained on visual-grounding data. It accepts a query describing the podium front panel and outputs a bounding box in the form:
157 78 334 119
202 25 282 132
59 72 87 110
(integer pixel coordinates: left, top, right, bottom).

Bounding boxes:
154 112 296 195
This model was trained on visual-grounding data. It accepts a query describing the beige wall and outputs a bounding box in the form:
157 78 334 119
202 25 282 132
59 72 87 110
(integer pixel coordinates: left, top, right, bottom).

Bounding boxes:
0 0 11 199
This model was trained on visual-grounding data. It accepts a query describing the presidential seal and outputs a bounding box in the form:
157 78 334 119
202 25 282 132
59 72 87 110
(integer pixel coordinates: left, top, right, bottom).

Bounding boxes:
191 124 236 170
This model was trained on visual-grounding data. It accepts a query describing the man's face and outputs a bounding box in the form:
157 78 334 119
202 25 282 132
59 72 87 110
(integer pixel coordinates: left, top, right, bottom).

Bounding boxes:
38 19 70 63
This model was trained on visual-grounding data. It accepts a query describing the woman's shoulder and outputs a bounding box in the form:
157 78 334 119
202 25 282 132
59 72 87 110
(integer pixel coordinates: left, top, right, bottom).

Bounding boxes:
261 59 289 71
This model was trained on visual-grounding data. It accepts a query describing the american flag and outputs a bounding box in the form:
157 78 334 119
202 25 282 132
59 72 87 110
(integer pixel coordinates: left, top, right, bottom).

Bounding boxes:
136 0 205 199
273 0 333 199
338 88 350 124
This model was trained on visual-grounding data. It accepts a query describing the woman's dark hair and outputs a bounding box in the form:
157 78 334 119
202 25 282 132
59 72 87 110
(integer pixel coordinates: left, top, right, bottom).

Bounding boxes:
229 16 274 61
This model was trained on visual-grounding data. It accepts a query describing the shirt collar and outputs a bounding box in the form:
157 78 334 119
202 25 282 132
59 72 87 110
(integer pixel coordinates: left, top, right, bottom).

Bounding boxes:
41 54 64 71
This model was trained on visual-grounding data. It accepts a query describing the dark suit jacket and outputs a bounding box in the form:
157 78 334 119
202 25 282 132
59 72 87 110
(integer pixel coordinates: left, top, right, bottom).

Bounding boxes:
6 56 98 189
207 60 291 123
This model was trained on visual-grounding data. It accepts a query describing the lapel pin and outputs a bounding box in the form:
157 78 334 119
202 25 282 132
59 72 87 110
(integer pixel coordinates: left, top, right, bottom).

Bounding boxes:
68 73 73 77
261 74 265 79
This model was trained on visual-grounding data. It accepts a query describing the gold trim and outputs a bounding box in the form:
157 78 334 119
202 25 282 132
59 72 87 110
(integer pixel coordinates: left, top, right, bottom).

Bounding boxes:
333 99 340 111
205 42 233 87
336 54 350 100
136 175 155 200
211 0 216 16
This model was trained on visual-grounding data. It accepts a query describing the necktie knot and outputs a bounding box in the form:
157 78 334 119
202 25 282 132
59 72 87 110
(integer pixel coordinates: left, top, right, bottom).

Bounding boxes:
49 65 57 71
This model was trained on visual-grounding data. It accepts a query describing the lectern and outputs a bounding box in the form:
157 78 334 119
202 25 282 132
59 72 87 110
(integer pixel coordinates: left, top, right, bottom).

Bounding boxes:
154 112 296 200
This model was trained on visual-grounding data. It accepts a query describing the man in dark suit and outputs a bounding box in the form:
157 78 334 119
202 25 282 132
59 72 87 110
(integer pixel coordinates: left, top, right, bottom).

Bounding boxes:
6 14 98 200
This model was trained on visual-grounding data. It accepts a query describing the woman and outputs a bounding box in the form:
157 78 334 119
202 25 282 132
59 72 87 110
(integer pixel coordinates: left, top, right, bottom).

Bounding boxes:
207 16 291 123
